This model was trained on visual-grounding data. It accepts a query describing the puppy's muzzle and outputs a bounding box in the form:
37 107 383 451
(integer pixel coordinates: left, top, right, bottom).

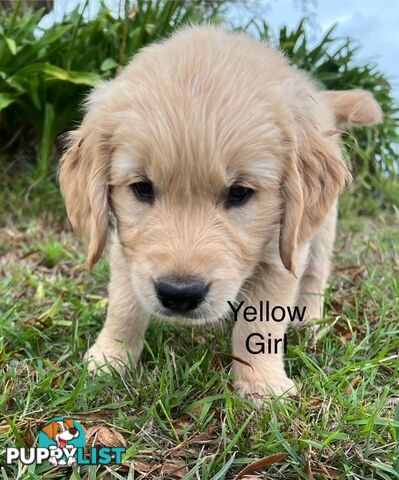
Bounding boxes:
155 276 209 314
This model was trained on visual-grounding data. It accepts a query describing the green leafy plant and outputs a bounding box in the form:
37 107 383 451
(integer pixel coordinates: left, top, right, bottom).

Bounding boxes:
0 0 224 177
0 6 397 199
255 20 398 197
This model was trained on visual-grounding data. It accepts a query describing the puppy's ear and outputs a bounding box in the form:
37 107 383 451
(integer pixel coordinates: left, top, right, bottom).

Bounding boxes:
279 125 350 275
59 122 109 267
65 419 75 429
42 422 57 439
279 152 304 276
322 89 383 128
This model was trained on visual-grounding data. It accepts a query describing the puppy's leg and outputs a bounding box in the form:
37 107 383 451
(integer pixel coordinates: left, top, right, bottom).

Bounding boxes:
298 207 337 323
233 263 302 404
86 238 149 373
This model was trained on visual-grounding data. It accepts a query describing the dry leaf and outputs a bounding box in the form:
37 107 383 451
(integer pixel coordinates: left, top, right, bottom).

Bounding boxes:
161 460 188 478
172 419 190 433
308 397 324 407
24 422 36 448
234 453 287 479
345 374 362 394
0 424 10 435
216 352 254 369
85 425 127 448
116 460 158 475
312 466 341 479
333 322 353 340
121 460 188 478
190 430 217 445
18 250 41 262
116 460 152 474
133 460 154 473
335 264 367 281
330 298 343 315
304 446 314 480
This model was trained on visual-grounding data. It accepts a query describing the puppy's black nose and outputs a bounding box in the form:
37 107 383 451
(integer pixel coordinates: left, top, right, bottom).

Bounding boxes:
155 277 209 313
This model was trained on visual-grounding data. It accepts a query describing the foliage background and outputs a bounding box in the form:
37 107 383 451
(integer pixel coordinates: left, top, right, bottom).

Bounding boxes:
0 0 398 192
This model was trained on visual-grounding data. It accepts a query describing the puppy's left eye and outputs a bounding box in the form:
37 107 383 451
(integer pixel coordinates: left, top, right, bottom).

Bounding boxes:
225 185 254 208
130 181 154 203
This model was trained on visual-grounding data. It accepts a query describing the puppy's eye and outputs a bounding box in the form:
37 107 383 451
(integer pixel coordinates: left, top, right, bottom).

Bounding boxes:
130 181 154 203
225 185 254 208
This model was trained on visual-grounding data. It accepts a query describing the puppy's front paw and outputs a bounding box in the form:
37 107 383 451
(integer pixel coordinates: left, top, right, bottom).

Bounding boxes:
85 342 128 375
234 375 297 406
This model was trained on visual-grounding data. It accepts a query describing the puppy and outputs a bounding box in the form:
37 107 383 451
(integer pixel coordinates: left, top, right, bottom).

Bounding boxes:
41 419 79 465
59 27 382 403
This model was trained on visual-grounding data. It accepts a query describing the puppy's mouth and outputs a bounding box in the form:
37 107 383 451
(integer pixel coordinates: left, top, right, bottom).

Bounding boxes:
155 306 208 321
58 438 67 448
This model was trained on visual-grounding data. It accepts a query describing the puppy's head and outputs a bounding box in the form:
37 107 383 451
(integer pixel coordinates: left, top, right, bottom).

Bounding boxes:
42 419 78 441
59 28 382 323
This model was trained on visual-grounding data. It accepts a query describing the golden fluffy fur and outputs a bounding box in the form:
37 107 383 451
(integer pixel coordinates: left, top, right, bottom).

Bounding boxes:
60 26 383 403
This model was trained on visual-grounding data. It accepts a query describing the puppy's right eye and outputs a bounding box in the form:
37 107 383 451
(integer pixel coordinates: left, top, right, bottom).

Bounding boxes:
130 181 154 204
225 185 254 208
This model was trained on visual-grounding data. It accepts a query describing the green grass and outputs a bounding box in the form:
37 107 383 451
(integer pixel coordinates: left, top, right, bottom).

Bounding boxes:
1 172 398 479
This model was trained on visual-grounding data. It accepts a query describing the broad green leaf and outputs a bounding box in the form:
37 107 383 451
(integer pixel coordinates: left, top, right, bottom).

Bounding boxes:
28 76 41 110
38 24 73 46
12 63 101 86
6 75 26 94
4 37 17 55
37 103 56 178
11 9 44 44
100 57 118 71
0 92 17 110
145 23 155 35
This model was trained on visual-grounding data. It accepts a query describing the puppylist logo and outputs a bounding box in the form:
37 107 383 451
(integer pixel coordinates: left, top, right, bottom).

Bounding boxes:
6 417 125 466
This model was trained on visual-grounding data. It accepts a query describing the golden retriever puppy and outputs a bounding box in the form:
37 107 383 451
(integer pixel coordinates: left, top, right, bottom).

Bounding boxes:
59 27 382 403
